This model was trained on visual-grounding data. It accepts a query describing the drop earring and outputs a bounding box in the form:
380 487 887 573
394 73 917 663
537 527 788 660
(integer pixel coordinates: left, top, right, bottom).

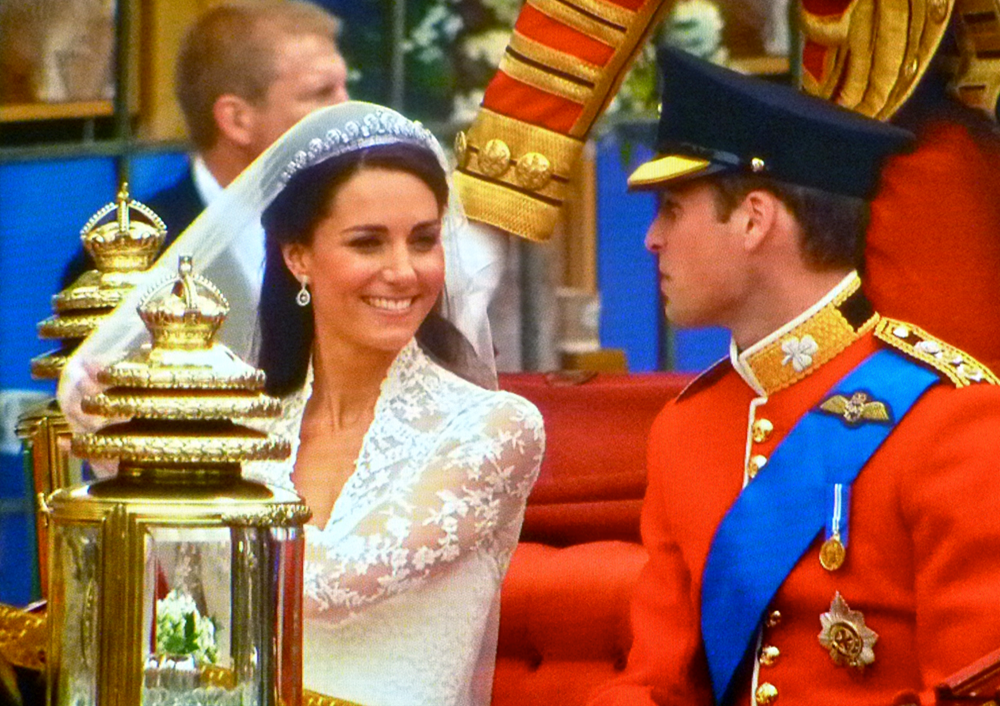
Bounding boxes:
296 277 311 307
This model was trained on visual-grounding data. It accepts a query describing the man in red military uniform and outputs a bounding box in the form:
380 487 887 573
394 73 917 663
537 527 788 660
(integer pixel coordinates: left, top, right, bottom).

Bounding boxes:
587 47 1000 706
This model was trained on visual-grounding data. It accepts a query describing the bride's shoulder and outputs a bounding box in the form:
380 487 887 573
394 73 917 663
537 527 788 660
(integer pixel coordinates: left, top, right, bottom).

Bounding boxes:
421 355 544 436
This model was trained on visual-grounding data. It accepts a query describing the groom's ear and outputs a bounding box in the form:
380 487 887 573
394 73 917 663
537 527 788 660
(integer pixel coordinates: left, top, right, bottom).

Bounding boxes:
280 242 310 280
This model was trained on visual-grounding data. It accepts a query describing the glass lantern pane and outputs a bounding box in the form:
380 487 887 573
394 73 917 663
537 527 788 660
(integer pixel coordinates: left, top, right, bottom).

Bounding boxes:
49 522 101 706
137 522 303 706
143 526 246 706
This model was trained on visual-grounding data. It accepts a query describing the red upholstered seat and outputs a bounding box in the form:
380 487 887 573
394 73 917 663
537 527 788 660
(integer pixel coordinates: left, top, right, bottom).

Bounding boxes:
494 372 691 705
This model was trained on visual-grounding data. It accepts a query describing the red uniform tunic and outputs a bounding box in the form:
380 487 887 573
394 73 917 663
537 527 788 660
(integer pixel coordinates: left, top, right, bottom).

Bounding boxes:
865 118 1000 373
588 274 1000 706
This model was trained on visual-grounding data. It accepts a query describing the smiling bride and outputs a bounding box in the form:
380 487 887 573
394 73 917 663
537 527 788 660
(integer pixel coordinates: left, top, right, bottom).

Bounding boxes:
241 103 545 706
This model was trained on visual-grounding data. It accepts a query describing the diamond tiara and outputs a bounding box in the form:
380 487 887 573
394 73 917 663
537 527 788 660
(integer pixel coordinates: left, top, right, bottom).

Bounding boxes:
279 109 438 185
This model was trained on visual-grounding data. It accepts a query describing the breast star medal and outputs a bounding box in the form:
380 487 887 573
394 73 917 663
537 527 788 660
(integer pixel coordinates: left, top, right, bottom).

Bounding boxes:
818 592 878 669
820 391 891 425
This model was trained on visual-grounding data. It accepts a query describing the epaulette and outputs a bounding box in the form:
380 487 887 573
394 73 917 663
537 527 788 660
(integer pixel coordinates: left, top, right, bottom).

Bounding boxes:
874 317 1000 387
676 355 731 401
455 0 671 242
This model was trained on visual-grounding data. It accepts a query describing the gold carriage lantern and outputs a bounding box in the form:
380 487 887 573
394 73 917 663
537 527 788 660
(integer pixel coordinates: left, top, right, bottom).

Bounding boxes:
18 185 168 598
44 256 310 706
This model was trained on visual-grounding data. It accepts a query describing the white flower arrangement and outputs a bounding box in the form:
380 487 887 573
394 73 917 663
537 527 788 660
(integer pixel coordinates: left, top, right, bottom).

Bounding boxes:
155 588 219 665
405 3 463 64
608 0 728 116
663 0 728 65
461 28 511 67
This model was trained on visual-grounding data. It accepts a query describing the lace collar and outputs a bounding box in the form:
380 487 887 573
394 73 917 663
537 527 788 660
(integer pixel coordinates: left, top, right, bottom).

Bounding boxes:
730 271 879 396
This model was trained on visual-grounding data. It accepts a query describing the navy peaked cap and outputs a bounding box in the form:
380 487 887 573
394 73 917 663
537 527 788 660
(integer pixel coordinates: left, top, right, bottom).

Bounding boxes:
628 47 914 198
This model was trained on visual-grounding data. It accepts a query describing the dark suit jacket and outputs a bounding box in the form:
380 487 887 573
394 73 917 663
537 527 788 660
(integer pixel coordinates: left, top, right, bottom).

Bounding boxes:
60 168 205 289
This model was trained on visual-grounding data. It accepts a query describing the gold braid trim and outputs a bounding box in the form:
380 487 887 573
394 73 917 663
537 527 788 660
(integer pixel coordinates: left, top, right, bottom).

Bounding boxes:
567 0 637 27
498 53 593 104
508 31 602 85
876 0 952 120
856 0 910 118
464 109 583 174
0 604 46 671
740 276 878 396
527 0 625 46
454 178 564 243
875 318 1000 387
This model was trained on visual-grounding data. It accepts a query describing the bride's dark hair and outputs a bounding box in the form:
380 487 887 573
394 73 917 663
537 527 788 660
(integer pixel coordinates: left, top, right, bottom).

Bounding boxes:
257 142 450 396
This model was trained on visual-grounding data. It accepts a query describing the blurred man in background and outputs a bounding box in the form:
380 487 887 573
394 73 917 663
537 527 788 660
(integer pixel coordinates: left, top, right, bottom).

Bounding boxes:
61 0 348 287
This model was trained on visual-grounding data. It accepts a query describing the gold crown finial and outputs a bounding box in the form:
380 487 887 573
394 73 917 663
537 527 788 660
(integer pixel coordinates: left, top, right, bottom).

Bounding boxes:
32 186 170 380
81 184 167 273
138 256 230 350
75 258 286 466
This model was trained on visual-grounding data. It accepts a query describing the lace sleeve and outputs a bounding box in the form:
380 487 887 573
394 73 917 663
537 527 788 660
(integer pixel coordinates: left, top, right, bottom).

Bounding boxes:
302 394 544 622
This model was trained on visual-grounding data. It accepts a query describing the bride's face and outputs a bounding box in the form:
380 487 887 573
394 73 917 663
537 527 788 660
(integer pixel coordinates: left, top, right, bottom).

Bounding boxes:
283 166 445 355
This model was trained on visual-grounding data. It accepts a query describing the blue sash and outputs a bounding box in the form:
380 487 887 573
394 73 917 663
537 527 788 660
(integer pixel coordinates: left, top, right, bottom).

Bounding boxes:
700 349 938 704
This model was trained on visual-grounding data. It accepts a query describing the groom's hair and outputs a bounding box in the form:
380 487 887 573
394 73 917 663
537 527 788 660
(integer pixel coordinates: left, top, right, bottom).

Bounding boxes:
258 142 448 396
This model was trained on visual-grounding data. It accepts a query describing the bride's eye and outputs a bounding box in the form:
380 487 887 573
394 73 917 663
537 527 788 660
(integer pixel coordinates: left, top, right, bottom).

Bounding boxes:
409 226 441 252
347 233 383 251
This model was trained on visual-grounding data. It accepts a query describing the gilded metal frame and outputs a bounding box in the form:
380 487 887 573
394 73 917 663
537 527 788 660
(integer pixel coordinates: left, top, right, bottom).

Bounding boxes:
45 488 309 706
16 401 80 598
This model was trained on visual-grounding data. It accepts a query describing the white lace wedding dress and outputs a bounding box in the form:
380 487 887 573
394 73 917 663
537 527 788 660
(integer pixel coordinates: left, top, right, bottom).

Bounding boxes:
244 339 544 706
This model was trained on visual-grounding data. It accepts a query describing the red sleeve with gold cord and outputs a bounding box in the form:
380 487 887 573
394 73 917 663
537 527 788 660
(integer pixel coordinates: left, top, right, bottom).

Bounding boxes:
455 0 672 242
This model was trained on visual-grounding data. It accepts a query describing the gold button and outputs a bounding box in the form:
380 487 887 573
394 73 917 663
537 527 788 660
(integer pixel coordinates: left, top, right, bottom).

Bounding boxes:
748 454 768 479
755 682 778 705
752 418 774 443
454 131 469 169
515 151 553 190
760 644 780 666
766 610 782 627
930 0 949 22
479 138 512 178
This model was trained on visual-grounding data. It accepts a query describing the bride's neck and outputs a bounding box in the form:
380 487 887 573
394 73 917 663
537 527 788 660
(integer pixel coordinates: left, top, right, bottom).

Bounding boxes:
308 336 399 429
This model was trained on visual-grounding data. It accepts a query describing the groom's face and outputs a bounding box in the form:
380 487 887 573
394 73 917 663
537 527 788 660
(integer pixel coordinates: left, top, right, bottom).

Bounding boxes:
644 180 749 330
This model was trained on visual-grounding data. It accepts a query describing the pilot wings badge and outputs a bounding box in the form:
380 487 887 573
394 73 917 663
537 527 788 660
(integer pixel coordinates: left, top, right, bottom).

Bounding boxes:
819 391 891 426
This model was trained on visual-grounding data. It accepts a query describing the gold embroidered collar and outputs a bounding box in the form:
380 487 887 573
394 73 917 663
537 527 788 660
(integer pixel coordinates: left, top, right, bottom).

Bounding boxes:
731 272 879 396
